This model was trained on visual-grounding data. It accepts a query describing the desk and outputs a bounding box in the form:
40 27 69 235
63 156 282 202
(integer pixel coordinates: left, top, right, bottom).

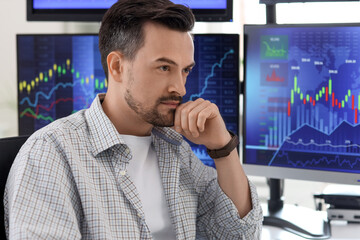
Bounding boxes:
262 221 360 240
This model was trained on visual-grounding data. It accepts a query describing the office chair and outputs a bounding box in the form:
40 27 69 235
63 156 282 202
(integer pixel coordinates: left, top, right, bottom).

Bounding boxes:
0 135 29 240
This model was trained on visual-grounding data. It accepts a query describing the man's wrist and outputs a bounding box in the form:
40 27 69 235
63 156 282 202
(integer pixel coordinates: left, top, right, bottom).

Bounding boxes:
206 131 239 159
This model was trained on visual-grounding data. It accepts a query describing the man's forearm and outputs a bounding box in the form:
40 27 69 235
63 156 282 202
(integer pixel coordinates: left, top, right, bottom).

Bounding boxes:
214 149 252 218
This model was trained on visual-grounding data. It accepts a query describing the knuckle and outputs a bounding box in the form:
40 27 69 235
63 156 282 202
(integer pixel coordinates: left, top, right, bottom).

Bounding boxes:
181 108 190 116
198 110 206 118
211 102 219 110
188 111 196 119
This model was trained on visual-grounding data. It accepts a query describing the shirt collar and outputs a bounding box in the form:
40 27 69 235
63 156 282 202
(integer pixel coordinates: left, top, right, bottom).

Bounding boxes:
85 93 126 156
85 94 183 156
152 127 183 146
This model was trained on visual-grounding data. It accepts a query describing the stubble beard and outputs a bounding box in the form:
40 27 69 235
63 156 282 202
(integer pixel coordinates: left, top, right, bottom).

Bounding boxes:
124 88 179 127
123 67 182 127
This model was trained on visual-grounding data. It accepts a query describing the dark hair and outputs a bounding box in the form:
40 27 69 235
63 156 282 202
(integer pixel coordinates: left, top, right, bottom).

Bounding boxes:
98 0 195 78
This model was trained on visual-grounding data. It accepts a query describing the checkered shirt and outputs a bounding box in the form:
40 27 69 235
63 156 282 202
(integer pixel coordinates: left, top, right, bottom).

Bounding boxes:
4 94 263 239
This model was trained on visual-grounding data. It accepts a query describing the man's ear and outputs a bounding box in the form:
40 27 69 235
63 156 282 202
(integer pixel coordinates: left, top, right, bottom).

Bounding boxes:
107 51 125 83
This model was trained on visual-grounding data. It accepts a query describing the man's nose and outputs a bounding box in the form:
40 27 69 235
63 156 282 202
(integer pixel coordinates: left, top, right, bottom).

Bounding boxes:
169 72 186 96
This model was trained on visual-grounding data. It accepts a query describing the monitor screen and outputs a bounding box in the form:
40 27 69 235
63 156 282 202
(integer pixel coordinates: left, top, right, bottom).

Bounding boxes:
243 24 360 185
27 0 233 22
17 33 239 168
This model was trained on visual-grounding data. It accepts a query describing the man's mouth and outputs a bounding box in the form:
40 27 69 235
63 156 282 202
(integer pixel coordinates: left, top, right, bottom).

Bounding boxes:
158 95 183 109
160 101 180 109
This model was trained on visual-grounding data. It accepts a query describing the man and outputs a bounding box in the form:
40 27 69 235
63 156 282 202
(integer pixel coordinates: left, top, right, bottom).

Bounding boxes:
4 0 262 239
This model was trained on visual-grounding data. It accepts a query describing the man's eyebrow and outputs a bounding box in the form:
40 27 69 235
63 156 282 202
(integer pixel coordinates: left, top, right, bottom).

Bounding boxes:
155 58 196 69
155 57 178 66
186 62 196 69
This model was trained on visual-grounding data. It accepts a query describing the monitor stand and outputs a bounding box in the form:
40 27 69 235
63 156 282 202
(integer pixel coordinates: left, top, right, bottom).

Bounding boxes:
263 179 331 239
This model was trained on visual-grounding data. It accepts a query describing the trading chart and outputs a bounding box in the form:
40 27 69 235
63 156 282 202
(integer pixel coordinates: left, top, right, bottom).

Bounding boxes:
245 25 360 173
184 34 239 167
18 35 105 135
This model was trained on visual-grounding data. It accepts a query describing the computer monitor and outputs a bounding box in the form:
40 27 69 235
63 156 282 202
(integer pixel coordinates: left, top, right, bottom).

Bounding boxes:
27 0 233 22
243 23 360 185
243 23 360 238
17 33 240 168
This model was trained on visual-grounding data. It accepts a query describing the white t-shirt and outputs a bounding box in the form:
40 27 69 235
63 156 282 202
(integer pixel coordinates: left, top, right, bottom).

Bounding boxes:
121 134 176 240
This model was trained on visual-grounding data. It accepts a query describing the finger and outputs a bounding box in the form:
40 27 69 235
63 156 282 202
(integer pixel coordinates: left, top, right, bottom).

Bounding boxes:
186 99 208 137
195 100 216 132
180 100 204 136
186 99 212 134
174 101 192 133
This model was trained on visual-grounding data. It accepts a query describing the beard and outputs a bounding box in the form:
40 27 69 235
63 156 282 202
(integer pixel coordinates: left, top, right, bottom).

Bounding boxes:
124 88 182 127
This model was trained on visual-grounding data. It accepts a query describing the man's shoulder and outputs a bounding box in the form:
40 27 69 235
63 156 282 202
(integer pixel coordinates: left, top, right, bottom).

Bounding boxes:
28 109 89 146
50 109 88 131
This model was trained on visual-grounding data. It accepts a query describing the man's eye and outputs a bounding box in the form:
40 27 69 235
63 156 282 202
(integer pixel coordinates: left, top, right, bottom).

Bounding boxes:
160 66 170 71
183 68 192 74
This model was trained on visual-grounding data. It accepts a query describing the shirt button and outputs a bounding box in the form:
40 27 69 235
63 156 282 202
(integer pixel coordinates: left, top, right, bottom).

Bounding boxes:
137 213 142 218
120 170 126 176
125 148 130 154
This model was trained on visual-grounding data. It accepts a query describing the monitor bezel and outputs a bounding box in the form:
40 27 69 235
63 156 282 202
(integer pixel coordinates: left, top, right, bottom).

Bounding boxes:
26 0 233 22
242 23 360 185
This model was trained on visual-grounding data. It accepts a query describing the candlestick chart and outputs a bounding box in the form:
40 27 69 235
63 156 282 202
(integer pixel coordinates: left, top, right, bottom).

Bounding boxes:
245 26 360 174
17 35 106 135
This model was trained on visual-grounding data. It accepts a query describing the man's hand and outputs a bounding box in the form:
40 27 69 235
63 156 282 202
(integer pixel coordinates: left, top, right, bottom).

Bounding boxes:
173 98 231 150
174 98 253 218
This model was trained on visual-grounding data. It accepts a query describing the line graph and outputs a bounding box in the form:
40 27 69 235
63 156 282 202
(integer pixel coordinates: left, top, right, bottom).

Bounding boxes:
274 150 360 170
19 75 106 108
282 138 360 149
189 48 234 100
261 35 288 59
20 97 86 123
20 82 78 107
22 112 55 122
262 41 287 58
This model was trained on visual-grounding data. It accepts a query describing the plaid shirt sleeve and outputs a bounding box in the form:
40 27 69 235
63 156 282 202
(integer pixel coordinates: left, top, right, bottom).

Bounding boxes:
4 135 83 240
180 144 263 239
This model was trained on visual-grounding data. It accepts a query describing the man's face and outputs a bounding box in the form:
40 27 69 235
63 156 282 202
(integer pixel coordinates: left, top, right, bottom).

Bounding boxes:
122 22 195 127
